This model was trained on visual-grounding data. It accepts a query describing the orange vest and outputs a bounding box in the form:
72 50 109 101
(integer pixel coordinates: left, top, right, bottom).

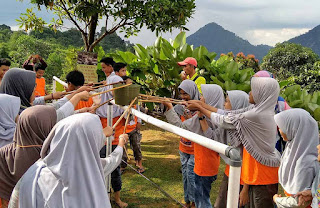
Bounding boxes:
179 116 194 155
241 148 279 185
75 97 94 110
194 142 220 176
100 116 125 145
35 77 46 97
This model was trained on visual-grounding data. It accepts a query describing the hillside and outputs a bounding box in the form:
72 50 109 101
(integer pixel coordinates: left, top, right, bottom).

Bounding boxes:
288 25 320 57
186 22 272 61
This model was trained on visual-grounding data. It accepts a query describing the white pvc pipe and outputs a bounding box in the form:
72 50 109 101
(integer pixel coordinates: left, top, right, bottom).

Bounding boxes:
120 105 229 156
105 104 113 194
227 166 241 208
53 76 68 87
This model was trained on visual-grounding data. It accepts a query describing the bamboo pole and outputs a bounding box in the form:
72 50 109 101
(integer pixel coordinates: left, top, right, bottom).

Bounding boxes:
91 81 125 89
92 98 114 111
90 83 132 97
123 110 132 161
112 97 137 130
139 99 184 105
138 94 181 102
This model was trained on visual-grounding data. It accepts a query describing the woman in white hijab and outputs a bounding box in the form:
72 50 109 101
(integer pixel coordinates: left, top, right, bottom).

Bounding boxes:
273 108 319 208
0 94 20 148
164 84 224 208
10 113 128 208
186 77 281 207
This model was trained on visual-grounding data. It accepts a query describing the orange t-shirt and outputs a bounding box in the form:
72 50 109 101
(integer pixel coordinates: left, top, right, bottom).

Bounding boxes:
75 97 94 110
125 105 138 133
100 116 125 145
179 116 194 155
241 148 279 185
194 142 220 176
35 77 46 97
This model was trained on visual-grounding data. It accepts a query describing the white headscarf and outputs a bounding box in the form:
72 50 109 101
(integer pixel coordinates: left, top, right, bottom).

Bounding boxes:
0 94 20 148
227 90 249 110
275 108 319 194
19 113 111 208
183 84 224 133
174 80 200 116
201 84 224 109
228 77 281 167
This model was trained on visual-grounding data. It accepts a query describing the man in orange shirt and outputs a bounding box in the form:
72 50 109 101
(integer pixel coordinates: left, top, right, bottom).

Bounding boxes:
65 70 94 110
96 57 127 208
34 63 48 97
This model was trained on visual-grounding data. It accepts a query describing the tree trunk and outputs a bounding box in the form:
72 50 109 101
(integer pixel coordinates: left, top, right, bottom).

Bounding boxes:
87 14 99 52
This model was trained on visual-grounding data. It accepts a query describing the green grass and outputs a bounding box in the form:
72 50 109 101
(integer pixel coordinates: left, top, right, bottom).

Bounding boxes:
112 123 227 208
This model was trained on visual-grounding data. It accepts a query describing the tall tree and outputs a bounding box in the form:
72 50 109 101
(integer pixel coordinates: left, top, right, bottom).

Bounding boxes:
18 0 196 52
261 42 319 80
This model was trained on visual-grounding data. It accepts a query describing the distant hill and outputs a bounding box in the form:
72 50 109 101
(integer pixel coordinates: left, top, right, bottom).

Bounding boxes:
288 25 320 57
186 22 272 61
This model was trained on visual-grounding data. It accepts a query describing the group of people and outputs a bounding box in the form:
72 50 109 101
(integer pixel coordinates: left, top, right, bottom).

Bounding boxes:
0 56 144 208
162 57 320 208
0 54 319 208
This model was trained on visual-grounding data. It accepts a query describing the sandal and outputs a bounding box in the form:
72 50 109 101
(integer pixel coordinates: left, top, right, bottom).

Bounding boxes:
137 167 145 174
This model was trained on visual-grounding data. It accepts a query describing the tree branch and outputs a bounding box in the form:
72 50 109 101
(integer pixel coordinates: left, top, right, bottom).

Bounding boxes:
88 18 127 52
58 0 89 50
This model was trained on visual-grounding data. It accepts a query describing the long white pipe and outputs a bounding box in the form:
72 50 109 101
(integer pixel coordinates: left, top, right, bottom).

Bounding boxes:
53 76 68 87
120 105 229 156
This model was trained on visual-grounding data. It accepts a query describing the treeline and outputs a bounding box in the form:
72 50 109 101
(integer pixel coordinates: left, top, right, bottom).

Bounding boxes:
0 24 133 82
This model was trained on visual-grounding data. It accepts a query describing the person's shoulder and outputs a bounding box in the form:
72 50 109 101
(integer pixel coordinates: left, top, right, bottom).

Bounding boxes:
196 76 206 83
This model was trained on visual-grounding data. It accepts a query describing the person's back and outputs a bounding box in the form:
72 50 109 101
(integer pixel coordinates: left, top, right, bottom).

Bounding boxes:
14 113 127 208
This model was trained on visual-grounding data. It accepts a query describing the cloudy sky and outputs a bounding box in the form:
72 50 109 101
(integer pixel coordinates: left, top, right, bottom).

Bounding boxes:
1 0 319 46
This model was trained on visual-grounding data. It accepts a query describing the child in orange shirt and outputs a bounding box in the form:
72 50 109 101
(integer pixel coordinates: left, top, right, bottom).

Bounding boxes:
120 76 145 174
65 70 94 110
34 63 48 97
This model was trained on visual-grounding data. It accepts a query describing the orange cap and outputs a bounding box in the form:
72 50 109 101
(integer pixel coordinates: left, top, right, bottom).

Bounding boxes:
178 57 197 67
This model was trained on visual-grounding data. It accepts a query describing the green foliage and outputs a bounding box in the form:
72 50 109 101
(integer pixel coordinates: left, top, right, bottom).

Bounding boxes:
109 32 255 103
281 85 320 124
208 55 254 92
19 0 196 51
294 61 320 93
261 42 319 80
8 34 56 65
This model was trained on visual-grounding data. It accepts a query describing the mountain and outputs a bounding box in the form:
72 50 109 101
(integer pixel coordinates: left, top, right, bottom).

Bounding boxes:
288 25 320 57
186 22 272 61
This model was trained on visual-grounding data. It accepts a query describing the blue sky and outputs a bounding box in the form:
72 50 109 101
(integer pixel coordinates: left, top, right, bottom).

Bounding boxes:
1 0 320 46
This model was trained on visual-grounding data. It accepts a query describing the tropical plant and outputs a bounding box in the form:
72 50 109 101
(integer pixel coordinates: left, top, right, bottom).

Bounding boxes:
109 32 255 99
281 85 320 124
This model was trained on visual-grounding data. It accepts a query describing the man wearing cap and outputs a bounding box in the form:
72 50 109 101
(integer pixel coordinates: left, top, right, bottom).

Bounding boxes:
178 57 206 94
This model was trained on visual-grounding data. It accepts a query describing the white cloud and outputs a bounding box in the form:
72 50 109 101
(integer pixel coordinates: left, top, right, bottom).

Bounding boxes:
247 28 311 46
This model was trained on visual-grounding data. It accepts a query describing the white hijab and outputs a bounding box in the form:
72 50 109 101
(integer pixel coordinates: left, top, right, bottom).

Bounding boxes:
0 94 20 148
228 77 281 167
19 113 111 208
227 90 249 110
183 84 224 134
275 108 319 194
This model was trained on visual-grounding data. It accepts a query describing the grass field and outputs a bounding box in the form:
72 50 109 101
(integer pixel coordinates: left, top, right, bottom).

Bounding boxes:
110 123 228 208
